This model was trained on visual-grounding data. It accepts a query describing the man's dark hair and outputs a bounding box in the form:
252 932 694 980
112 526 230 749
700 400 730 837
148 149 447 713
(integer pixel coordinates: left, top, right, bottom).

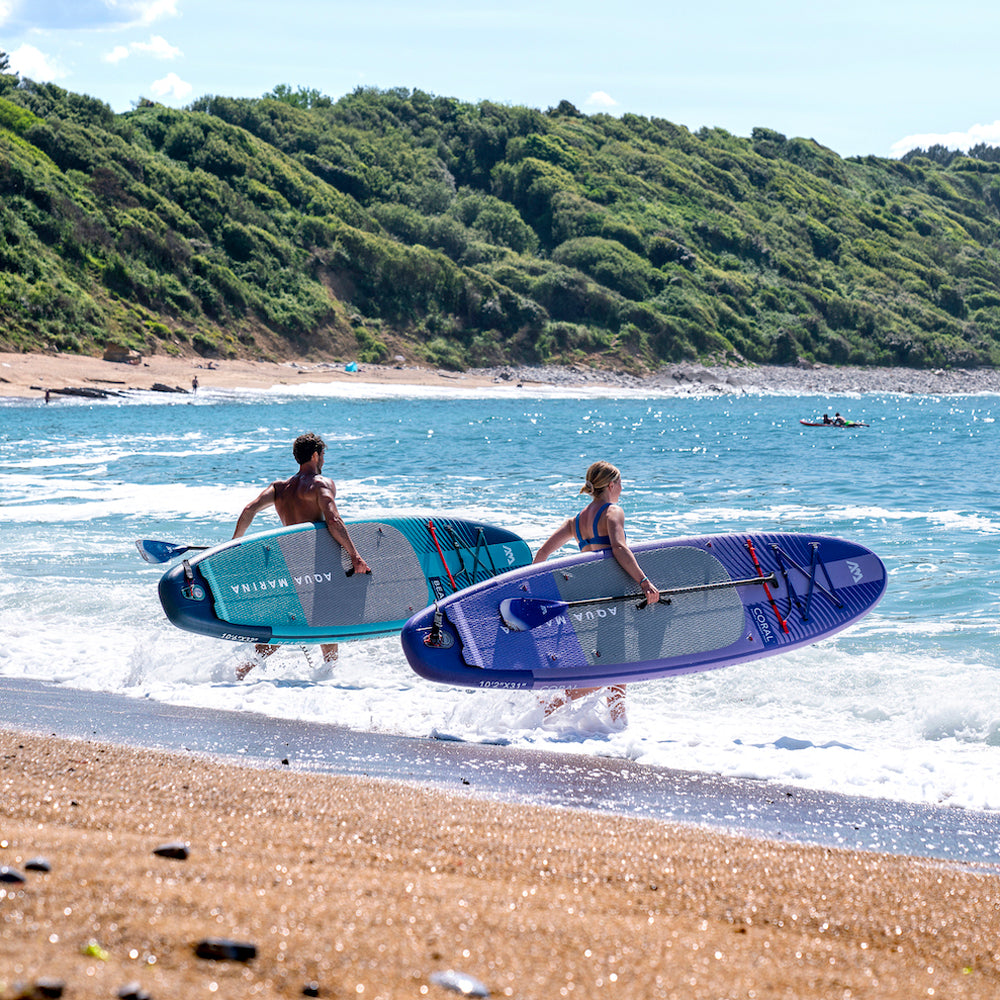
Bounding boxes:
293 432 325 464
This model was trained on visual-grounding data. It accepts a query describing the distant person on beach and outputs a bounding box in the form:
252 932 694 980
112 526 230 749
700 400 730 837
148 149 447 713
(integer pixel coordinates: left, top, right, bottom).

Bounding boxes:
232 432 371 679
531 460 659 724
192 375 198 391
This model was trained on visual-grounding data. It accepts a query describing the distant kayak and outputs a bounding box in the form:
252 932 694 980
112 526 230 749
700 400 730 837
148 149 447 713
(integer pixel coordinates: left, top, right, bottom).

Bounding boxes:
800 419 869 428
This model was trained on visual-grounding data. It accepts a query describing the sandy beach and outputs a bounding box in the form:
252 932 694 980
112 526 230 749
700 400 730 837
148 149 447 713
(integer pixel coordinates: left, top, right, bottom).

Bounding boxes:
2 728 998 1000
3 349 1000 400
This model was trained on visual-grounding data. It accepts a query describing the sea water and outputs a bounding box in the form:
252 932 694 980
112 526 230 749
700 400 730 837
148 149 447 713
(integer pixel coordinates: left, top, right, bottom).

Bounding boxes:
1 378 997 812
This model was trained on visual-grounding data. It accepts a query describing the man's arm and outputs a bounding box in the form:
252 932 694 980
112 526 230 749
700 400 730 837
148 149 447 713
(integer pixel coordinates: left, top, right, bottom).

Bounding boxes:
233 484 277 539
316 477 371 574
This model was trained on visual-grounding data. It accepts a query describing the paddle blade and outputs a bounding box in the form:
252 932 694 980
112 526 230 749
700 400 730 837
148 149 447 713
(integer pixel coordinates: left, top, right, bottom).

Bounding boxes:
135 539 203 564
499 597 568 631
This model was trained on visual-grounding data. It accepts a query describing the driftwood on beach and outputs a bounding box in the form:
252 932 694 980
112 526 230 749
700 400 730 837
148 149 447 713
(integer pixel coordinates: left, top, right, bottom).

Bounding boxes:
30 383 191 399
32 385 124 399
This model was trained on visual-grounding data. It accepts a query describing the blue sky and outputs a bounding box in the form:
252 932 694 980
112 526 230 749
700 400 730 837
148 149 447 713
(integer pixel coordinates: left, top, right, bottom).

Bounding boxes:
4 0 1000 159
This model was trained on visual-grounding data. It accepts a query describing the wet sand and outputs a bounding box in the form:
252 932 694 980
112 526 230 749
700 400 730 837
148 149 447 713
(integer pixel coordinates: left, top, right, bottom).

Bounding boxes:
2 727 999 1000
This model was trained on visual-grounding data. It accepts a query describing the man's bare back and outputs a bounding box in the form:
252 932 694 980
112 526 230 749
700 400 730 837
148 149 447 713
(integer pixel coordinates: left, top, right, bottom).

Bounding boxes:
232 436 370 576
271 470 333 527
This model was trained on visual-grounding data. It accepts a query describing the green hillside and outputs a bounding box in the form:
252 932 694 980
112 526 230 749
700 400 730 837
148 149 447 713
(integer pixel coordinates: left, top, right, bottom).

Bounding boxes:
2 70 1000 371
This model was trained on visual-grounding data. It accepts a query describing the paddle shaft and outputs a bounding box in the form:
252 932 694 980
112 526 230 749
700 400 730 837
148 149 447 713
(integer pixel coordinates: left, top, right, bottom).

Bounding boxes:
559 572 779 610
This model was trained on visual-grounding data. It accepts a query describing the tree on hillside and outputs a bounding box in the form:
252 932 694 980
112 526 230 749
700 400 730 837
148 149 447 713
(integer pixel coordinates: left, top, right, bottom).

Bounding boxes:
0 50 10 73
265 83 330 109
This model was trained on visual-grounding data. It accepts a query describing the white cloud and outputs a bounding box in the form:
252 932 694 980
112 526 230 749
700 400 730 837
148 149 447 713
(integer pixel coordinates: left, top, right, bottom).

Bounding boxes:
890 120 1000 158
108 0 179 27
8 43 66 81
132 0 179 26
585 91 618 109
149 71 191 101
104 44 131 64
132 34 181 59
3 0 177 32
102 34 181 65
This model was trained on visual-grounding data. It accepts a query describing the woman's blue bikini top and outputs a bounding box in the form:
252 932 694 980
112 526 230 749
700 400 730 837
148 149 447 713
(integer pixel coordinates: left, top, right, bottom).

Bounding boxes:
574 502 616 550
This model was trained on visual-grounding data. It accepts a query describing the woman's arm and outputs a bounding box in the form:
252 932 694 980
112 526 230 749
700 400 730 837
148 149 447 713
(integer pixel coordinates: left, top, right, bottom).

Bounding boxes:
606 508 660 605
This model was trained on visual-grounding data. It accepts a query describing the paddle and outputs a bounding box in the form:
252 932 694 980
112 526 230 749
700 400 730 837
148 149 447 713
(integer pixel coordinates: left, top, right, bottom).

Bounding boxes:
134 539 210 564
499 573 778 631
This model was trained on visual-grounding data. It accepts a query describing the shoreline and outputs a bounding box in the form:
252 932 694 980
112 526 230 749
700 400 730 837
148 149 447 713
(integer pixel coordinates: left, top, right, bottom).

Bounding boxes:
3 727 999 1000
2 350 1000 400
6 676 1000 867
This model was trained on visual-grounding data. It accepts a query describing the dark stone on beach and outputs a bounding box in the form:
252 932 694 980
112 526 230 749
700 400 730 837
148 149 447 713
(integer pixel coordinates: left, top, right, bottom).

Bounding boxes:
0 865 26 883
116 982 152 1000
194 937 258 961
149 382 188 394
302 983 321 997
13 979 65 999
24 858 51 872
153 840 189 860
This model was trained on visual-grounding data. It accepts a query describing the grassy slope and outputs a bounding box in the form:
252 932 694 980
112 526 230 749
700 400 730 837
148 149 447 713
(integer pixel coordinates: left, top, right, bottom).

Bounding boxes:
2 79 999 371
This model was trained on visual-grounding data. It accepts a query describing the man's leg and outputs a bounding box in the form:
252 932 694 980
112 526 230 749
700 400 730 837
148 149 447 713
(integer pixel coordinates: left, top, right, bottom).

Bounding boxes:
236 643 278 680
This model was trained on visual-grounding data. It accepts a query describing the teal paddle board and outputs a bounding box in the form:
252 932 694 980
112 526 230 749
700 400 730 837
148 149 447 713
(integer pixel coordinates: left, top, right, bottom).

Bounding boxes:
157 517 531 644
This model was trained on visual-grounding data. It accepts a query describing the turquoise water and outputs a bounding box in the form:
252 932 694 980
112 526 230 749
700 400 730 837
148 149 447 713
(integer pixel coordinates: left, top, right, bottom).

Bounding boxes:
1 381 997 809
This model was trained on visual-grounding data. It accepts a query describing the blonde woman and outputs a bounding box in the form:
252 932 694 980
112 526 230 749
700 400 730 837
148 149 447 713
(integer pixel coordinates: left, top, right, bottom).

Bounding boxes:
533 461 659 723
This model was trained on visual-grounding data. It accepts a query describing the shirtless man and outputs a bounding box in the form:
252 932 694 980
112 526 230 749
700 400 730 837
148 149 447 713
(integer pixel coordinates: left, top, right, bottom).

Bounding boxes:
233 432 371 678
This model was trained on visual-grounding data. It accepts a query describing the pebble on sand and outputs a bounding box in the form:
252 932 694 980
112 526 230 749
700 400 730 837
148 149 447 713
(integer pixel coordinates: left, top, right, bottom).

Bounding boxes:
152 841 190 860
10 979 65 999
194 938 258 962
